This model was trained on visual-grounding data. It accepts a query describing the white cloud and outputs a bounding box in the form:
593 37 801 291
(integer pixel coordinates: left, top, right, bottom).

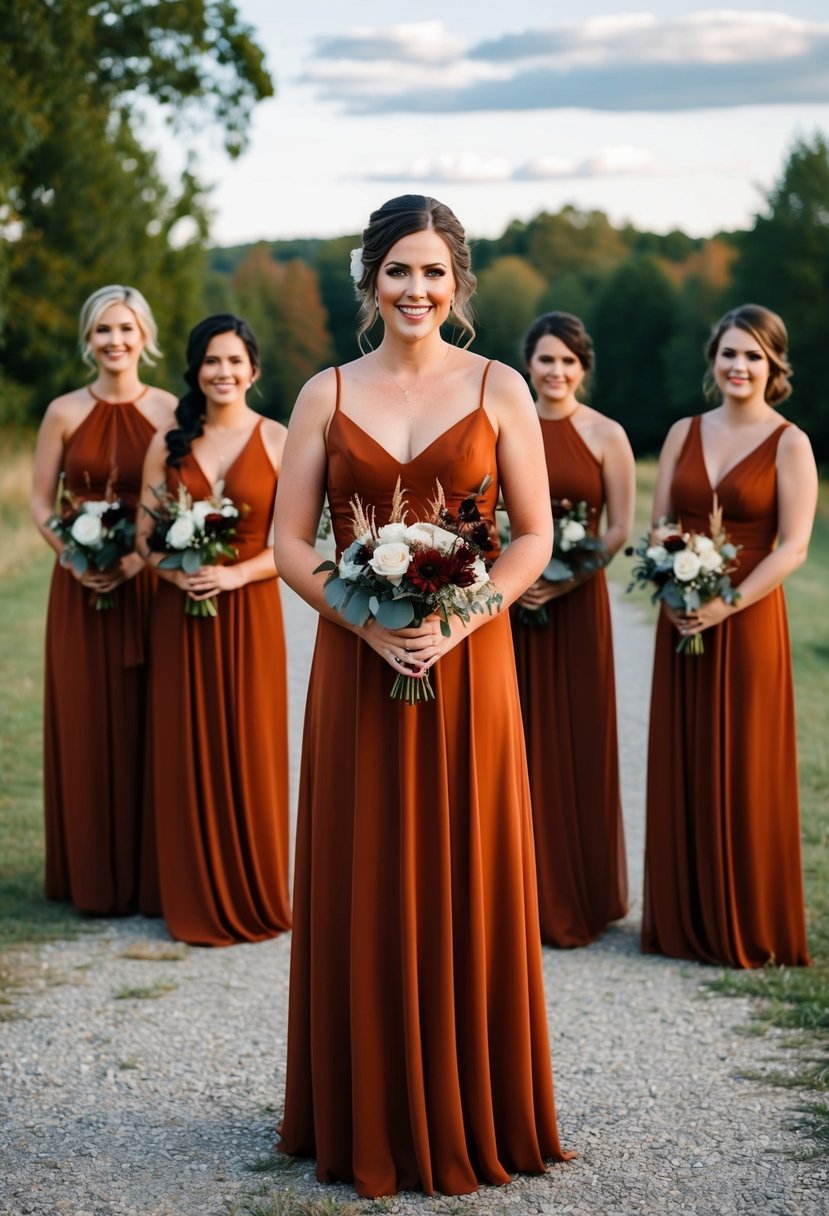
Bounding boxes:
302 13 829 113
363 146 656 184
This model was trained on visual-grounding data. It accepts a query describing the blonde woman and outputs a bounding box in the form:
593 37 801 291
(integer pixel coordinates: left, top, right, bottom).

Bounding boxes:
30 285 176 914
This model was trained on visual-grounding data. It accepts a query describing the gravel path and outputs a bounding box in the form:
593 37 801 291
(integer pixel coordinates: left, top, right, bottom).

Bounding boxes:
1 584 826 1216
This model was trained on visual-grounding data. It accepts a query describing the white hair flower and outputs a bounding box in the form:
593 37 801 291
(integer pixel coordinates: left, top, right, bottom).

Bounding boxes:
349 247 364 285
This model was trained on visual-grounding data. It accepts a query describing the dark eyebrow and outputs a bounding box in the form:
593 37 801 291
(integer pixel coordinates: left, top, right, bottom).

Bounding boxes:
384 260 448 270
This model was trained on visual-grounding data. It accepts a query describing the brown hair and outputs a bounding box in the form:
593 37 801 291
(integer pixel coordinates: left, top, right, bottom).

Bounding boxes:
522 311 594 372
353 195 476 349
704 303 793 405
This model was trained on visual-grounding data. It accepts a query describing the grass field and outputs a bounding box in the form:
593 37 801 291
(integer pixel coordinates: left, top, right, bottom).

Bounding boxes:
1 446 828 1125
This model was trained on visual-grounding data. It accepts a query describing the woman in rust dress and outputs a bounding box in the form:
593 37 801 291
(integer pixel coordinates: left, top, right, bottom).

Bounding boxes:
513 312 634 947
138 315 290 946
275 196 572 1198
31 285 176 914
643 304 817 967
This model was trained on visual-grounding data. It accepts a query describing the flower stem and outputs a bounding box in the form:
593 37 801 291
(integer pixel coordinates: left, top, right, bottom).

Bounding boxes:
390 672 435 705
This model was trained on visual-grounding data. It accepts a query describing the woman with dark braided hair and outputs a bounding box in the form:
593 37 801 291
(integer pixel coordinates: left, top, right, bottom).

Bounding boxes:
137 315 291 944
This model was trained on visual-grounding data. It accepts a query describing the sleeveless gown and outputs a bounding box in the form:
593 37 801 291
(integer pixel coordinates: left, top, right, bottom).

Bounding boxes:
512 415 628 947
44 394 156 914
144 420 291 946
280 364 571 1198
643 415 810 968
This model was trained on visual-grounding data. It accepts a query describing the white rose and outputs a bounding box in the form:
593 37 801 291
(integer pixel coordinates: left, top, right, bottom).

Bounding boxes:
377 522 407 544
70 514 103 546
82 500 113 518
368 541 411 585
430 525 461 554
699 549 724 572
167 515 196 549
646 545 668 563
220 502 238 518
349 247 364 284
560 520 586 551
338 554 365 580
190 500 213 529
403 524 435 547
672 549 701 581
692 535 714 555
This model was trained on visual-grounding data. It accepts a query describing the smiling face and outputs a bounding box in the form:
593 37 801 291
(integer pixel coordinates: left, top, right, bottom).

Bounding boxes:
197 332 256 410
376 229 456 341
88 303 144 374
527 333 586 407
713 326 770 403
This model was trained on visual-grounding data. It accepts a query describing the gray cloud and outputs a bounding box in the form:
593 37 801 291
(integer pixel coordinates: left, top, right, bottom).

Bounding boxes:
303 14 829 114
362 147 656 185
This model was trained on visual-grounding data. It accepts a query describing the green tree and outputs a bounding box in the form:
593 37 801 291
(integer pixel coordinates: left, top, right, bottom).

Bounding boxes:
731 135 829 457
0 0 273 421
525 207 626 280
590 255 678 454
474 256 546 368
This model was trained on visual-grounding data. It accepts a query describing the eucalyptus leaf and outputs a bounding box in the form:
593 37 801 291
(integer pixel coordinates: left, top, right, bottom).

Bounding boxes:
313 560 337 574
70 551 88 575
181 549 203 574
323 577 348 611
158 553 183 570
375 597 415 629
343 589 372 627
542 557 573 582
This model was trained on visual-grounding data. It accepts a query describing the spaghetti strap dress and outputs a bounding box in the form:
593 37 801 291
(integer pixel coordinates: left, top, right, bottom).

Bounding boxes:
144 420 291 946
512 415 628 947
280 363 571 1198
44 392 156 914
643 415 810 968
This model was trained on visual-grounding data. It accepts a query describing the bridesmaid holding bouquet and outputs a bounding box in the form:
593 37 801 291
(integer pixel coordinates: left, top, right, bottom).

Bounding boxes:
31 285 176 914
643 304 817 967
512 311 634 947
137 315 291 946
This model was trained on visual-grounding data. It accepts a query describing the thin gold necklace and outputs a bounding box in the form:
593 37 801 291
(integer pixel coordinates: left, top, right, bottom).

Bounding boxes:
377 345 451 404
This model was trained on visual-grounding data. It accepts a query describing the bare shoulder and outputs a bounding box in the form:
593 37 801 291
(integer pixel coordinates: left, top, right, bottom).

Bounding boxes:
480 357 528 398
661 415 695 452
289 366 339 428
42 387 91 425
144 427 169 462
141 387 178 430
777 422 816 464
261 416 288 442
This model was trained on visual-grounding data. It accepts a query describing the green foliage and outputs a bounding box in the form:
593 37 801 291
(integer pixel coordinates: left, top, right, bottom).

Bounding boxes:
0 0 273 422
590 255 678 453
731 134 829 457
474 256 546 367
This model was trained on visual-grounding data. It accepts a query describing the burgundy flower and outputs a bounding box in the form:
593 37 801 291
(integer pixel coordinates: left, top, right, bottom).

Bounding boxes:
446 548 477 588
457 496 481 522
466 521 493 551
408 548 454 594
663 534 686 553
203 512 228 535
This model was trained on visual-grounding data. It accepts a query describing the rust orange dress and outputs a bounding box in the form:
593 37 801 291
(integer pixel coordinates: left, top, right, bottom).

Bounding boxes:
44 393 156 914
144 420 291 946
280 364 570 1198
512 415 628 947
643 415 810 968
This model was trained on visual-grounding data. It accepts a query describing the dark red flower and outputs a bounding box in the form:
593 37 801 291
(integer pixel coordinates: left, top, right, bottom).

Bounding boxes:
408 548 453 594
446 548 477 587
457 496 481 522
466 521 493 551
662 534 686 552
203 512 229 535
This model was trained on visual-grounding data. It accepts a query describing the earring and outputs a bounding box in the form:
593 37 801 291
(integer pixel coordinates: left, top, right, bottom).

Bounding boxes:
374 291 379 308
450 296 456 312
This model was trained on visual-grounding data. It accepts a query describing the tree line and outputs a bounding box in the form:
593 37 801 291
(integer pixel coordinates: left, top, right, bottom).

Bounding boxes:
1 7 827 458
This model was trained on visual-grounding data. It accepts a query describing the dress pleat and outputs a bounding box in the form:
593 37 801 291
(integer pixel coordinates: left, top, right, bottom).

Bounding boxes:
643 415 810 967
280 367 570 1197
44 398 156 914
145 423 291 945
511 415 628 946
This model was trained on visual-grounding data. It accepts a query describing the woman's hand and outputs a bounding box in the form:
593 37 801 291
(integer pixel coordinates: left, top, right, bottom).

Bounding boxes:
183 564 244 601
84 551 145 593
664 596 735 637
360 611 475 676
517 577 575 608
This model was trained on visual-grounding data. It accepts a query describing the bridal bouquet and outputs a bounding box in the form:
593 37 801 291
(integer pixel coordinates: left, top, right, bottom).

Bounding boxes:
517 498 606 628
626 495 740 655
145 481 244 618
48 475 136 610
315 476 501 704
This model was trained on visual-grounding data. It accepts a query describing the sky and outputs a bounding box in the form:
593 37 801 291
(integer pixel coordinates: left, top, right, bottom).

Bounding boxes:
172 2 829 246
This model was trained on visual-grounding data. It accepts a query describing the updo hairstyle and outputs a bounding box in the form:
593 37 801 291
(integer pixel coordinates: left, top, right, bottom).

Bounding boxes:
704 304 793 406
165 314 260 468
353 195 476 349
79 284 162 368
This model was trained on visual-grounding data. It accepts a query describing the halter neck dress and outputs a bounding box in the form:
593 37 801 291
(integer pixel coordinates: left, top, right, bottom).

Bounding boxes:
44 391 156 914
280 362 571 1197
512 413 628 946
643 415 810 967
142 420 291 945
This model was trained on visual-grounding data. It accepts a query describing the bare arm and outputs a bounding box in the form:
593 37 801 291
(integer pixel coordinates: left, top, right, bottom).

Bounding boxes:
651 417 692 525
601 419 636 559
30 400 72 557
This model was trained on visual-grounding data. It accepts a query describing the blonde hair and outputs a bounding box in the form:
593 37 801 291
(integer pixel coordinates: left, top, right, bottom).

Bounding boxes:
78 285 162 368
704 303 793 406
353 195 476 352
